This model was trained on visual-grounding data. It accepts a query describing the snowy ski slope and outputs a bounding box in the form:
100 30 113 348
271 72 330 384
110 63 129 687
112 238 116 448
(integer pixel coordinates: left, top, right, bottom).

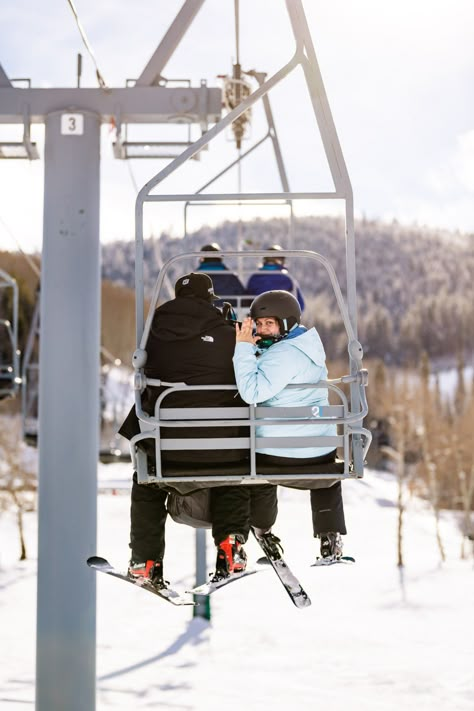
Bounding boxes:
0 466 473 710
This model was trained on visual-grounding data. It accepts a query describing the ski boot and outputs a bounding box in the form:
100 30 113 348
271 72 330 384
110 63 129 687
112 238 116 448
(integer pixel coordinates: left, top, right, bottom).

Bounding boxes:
128 559 166 590
211 534 247 582
252 527 284 560
318 532 343 563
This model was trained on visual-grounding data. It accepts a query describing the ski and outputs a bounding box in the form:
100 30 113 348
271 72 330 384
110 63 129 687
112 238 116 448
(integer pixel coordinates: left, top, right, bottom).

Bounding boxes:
187 568 260 596
252 531 311 609
87 556 196 606
311 555 356 567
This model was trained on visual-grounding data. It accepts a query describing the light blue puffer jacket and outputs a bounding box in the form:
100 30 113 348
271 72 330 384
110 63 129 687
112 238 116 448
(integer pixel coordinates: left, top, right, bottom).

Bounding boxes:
233 326 337 458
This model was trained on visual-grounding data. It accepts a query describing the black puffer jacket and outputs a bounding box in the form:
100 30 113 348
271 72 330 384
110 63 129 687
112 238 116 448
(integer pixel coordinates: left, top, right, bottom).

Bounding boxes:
119 296 248 465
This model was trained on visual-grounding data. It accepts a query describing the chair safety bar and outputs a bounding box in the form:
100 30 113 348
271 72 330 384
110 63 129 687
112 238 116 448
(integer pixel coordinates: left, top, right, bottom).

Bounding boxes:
130 377 371 485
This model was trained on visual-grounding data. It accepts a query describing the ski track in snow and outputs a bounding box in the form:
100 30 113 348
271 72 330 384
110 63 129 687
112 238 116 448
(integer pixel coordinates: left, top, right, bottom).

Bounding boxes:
0 467 473 711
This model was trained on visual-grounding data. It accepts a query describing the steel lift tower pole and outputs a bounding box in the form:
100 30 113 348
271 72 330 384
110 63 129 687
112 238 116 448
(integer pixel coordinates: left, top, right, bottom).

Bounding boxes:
0 2 218 707
36 110 101 711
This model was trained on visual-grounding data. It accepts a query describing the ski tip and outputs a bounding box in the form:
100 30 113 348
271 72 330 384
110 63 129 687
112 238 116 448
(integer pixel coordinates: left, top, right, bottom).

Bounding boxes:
87 555 109 567
295 597 312 609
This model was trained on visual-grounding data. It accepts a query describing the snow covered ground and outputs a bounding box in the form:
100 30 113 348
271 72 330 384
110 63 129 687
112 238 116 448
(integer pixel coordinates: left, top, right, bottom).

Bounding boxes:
0 466 473 710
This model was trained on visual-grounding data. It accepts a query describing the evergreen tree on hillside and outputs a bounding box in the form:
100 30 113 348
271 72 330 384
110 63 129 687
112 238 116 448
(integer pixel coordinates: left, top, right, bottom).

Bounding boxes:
102 217 473 366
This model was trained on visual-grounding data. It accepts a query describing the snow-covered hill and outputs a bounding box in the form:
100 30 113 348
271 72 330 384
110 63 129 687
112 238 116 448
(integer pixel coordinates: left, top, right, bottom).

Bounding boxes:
0 467 472 710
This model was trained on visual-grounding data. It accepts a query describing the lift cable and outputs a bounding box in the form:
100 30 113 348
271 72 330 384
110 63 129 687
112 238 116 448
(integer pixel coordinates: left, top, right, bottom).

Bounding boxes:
65 0 109 90
125 159 139 194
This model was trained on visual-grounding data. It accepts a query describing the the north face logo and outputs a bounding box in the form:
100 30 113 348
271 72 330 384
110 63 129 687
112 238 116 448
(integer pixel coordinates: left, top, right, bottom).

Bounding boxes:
201 335 214 343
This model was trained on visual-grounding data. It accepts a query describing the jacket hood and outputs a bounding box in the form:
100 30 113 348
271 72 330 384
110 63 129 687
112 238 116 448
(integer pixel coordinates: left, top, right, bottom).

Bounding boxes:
281 326 327 367
151 296 225 341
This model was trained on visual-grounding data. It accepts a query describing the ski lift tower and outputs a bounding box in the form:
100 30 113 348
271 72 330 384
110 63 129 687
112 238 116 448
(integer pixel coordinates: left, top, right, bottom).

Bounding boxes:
0 2 220 709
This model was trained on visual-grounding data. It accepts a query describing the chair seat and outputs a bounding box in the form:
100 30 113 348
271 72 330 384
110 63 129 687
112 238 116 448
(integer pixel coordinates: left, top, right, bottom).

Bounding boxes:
158 458 345 478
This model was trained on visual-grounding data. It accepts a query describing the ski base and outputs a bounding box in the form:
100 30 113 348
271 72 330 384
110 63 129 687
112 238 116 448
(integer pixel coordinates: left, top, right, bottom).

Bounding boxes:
311 555 356 567
253 531 311 609
187 568 260 596
87 556 196 606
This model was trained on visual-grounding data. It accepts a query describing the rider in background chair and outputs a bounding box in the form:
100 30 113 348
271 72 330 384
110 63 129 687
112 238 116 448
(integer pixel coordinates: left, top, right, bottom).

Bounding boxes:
245 244 305 311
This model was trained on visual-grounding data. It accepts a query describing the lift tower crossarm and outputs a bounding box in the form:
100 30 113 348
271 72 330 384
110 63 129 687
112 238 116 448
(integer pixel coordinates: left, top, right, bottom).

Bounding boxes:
135 0 207 86
0 86 221 125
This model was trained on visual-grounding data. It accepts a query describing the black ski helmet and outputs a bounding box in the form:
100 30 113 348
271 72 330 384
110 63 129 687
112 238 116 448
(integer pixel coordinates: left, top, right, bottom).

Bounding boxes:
250 290 301 334
200 243 223 264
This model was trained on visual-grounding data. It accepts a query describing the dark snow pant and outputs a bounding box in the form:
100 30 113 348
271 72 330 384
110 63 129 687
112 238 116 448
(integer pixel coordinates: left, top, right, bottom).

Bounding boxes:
129 473 168 562
310 482 346 536
256 450 347 537
130 475 279 561
210 484 278 545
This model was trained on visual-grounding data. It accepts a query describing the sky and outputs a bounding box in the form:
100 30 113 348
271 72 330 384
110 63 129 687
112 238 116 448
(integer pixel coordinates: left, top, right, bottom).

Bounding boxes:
1 453 473 710
0 0 473 254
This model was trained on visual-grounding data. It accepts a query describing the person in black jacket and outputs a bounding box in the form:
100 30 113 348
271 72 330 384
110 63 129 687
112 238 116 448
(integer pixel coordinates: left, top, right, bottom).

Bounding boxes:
119 272 277 589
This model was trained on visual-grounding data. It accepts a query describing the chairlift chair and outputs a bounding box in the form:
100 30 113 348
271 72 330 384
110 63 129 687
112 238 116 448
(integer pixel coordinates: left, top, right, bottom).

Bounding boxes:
128 0 372 486
20 291 40 443
195 247 303 321
0 268 21 400
130 249 371 486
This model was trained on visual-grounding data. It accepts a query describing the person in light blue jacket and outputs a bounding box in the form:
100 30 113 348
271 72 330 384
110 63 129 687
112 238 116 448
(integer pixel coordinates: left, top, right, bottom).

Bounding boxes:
233 290 347 563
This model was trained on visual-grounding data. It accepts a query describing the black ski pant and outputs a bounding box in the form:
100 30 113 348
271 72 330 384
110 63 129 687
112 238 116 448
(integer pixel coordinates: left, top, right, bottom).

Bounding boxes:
130 475 279 561
310 482 346 536
129 473 168 562
210 484 278 545
256 450 347 537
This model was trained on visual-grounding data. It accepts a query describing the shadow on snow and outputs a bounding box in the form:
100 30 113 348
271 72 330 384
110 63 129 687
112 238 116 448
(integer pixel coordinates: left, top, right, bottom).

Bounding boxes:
98 616 209 683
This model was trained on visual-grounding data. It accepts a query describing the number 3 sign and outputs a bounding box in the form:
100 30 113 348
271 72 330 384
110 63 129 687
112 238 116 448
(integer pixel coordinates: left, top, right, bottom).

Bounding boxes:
61 113 84 135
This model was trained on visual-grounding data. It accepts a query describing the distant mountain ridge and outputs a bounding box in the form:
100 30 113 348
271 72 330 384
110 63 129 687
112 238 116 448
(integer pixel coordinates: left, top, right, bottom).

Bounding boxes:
101 216 474 365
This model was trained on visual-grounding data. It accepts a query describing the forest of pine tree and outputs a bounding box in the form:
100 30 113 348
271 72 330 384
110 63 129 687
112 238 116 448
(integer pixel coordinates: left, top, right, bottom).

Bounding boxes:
100 215 474 367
